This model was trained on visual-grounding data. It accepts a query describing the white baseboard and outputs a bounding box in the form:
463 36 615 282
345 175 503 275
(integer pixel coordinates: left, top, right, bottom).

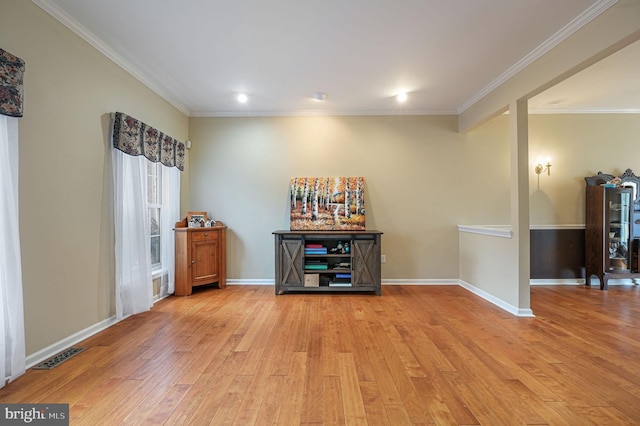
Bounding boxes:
458 280 535 317
26 315 118 369
226 279 274 286
530 278 584 285
228 278 586 287
382 279 458 285
226 278 460 286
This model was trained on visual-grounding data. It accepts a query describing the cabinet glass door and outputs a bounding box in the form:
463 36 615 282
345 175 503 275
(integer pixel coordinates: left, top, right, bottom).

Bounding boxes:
607 190 632 271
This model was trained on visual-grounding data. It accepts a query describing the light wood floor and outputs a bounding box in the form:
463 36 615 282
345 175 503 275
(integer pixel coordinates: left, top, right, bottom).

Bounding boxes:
2 284 640 425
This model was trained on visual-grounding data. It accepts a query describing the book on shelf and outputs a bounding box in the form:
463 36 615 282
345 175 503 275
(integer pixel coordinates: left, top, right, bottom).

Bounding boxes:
305 243 324 248
332 262 351 270
330 276 351 286
305 261 328 270
335 273 351 279
304 248 327 254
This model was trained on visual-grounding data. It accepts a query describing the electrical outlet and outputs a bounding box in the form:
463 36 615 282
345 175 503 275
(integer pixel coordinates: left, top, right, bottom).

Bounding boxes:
381 254 386 263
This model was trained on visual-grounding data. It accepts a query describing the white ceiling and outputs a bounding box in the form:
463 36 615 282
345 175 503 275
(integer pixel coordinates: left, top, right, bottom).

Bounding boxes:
530 38 640 114
35 0 638 117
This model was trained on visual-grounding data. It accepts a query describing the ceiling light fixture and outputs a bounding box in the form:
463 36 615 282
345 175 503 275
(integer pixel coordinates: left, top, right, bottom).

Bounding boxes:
237 93 248 104
396 92 408 103
313 92 328 101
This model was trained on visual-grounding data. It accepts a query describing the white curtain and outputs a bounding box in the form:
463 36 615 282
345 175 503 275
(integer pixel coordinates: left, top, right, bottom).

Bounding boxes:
112 149 153 320
0 115 26 386
159 165 180 297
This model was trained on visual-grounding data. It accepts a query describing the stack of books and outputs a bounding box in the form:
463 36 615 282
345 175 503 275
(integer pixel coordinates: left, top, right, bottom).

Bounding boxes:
333 262 351 270
329 272 351 287
304 243 327 255
305 260 328 270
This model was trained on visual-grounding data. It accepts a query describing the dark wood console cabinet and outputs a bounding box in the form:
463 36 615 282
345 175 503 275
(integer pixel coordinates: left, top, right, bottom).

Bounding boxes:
175 220 226 296
273 230 382 295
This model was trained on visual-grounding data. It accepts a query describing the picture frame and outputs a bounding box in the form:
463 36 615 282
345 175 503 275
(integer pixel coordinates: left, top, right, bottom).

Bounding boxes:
187 211 208 224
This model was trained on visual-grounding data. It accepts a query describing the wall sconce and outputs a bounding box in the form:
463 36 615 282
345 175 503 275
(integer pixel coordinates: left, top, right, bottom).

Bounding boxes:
535 160 552 176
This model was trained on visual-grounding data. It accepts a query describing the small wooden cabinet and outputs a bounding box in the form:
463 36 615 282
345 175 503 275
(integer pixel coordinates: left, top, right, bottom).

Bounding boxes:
174 220 226 296
273 230 382 295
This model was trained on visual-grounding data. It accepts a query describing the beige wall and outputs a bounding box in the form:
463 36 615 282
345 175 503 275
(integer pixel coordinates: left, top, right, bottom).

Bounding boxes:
188 115 512 282
459 230 518 309
1 2 188 355
529 114 640 225
188 112 640 283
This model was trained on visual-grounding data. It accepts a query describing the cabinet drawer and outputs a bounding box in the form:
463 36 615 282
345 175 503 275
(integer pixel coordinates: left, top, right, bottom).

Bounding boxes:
191 230 219 241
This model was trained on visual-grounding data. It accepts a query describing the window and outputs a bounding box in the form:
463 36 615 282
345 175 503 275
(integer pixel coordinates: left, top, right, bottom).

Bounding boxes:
147 161 162 268
112 111 182 314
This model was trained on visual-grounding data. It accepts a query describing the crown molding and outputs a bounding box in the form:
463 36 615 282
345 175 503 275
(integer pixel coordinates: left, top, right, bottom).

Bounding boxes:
32 0 190 116
189 108 458 118
457 0 619 114
529 108 640 114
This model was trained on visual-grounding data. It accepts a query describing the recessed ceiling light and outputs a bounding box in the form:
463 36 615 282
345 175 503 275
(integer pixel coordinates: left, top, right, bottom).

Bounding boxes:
396 92 408 103
313 92 328 101
237 93 248 103
545 98 567 107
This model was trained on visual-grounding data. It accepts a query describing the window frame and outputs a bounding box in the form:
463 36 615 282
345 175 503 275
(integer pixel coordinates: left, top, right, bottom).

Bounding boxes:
147 161 162 273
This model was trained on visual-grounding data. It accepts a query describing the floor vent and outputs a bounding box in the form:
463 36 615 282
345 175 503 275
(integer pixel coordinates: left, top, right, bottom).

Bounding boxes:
32 347 86 370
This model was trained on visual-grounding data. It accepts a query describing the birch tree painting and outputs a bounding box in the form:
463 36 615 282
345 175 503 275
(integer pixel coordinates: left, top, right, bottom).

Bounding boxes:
289 177 366 230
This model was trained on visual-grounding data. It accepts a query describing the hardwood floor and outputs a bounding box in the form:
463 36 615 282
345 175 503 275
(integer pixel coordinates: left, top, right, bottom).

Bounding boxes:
2 284 640 425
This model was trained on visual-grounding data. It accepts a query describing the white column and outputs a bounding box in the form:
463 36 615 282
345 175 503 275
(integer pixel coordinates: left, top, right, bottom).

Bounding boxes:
510 99 532 314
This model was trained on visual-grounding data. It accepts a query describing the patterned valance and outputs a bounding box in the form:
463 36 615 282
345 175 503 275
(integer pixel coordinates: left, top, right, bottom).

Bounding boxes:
0 48 25 117
112 112 185 171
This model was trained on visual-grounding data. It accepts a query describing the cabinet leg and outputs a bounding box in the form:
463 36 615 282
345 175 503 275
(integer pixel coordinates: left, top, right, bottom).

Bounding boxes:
585 272 608 290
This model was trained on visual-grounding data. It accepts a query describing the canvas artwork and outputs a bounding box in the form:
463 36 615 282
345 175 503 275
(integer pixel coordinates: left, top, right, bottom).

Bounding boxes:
290 177 365 231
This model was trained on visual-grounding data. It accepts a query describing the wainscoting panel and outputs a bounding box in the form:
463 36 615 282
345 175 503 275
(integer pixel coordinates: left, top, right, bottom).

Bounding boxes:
530 227 585 279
